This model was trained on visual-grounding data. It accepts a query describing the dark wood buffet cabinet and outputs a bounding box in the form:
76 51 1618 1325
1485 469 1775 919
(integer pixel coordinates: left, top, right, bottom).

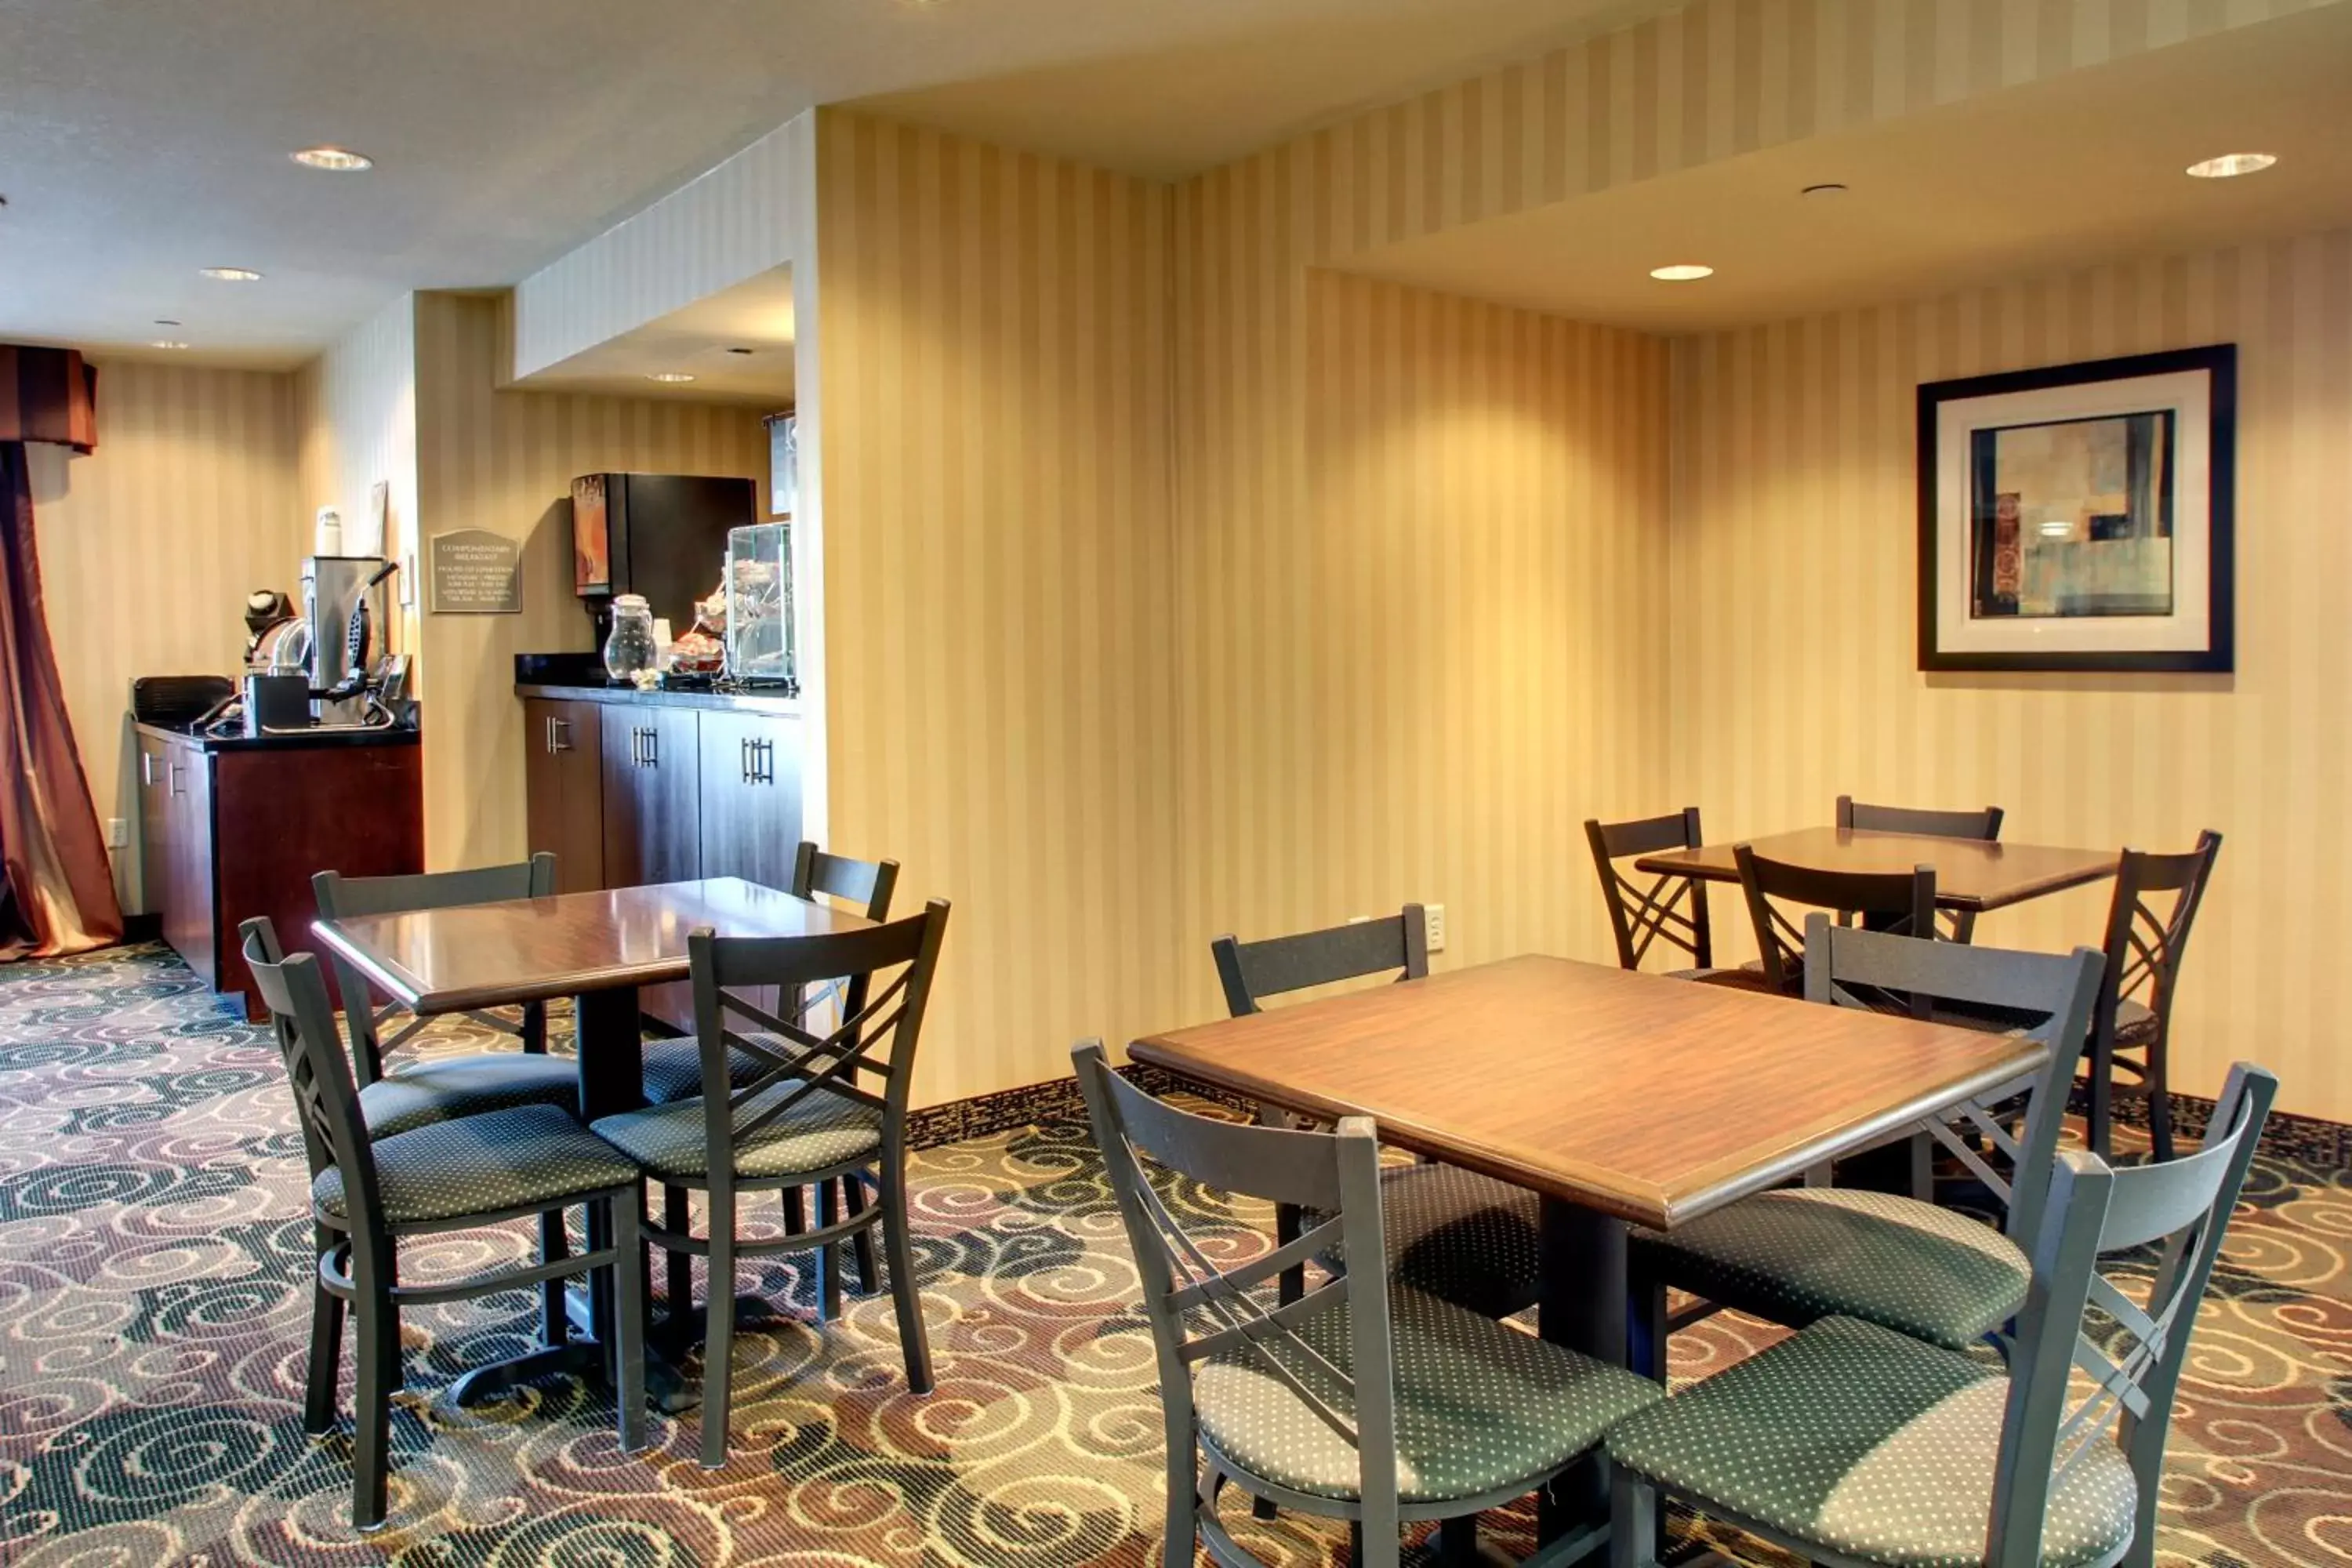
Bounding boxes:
521 684 804 1025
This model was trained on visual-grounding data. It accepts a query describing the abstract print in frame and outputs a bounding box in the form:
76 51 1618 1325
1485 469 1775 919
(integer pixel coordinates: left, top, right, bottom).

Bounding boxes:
1917 344 2235 672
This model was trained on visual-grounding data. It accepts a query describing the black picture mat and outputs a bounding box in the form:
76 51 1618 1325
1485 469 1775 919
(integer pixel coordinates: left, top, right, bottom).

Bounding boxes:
1915 343 2236 673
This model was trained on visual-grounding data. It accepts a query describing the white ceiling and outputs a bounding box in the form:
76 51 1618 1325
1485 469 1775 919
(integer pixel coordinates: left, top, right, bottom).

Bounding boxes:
1342 4 2352 332
0 0 1663 365
519 268 797 407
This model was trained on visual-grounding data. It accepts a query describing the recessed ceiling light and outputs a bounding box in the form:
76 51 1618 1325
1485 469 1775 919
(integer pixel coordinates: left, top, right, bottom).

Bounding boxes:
2186 152 2277 180
153 318 182 328
647 372 697 383
1650 263 1715 282
2038 521 2072 538
726 347 756 356
1801 183 1848 196
151 339 191 351
292 147 373 172
201 266 263 281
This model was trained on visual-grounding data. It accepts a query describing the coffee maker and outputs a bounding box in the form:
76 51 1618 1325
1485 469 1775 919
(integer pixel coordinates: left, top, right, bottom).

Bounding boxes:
301 555 396 724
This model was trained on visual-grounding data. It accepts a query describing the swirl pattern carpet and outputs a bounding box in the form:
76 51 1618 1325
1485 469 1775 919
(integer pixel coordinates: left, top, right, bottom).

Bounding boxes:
0 943 2346 1566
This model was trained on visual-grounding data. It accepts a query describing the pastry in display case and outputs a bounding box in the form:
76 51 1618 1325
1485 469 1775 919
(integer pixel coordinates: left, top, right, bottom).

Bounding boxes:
724 523 795 688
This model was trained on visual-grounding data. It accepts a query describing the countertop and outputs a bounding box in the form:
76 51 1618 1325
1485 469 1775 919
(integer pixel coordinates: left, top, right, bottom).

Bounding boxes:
516 682 804 716
135 720 421 753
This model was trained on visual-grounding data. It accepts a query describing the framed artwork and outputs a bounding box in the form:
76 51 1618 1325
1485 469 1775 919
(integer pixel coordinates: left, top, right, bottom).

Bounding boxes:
1916 343 2235 673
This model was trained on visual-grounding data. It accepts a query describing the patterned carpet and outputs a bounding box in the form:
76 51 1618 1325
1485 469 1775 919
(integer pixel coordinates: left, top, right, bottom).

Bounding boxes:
1 942 2347 1566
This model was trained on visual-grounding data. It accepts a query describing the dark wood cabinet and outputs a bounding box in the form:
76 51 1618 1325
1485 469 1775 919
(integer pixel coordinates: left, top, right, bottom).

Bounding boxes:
523 698 605 892
136 725 423 1018
598 703 702 888
698 710 805 888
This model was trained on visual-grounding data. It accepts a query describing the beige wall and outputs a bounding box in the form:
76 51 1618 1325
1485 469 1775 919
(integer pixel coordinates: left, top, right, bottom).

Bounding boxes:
812 110 1181 1105
29 362 300 907
1668 229 2352 1123
410 291 769 869
1171 249 1673 1015
295 293 421 663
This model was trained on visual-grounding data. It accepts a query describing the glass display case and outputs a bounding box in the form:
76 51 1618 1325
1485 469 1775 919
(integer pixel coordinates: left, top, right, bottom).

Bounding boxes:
723 523 795 688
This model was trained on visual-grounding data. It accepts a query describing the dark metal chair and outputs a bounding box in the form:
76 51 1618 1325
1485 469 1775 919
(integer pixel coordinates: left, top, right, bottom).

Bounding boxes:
2088 831 2223 1161
1610 1062 2276 1568
239 917 645 1531
1073 1041 1657 1568
1835 794 2004 942
1734 843 1937 997
311 854 575 1135
639 842 903 1322
1584 808 1766 992
591 900 951 1468
1210 908 1543 1323
1631 914 2106 1370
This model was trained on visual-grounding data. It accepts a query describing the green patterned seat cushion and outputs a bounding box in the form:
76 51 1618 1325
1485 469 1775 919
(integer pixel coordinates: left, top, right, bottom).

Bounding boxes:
1306 1162 1542 1319
638 1038 770 1105
2111 998 2157 1049
1194 1284 1658 1505
592 1082 883 1181
1636 1188 2028 1351
1609 1314 2136 1568
357 1052 579 1138
314 1105 638 1225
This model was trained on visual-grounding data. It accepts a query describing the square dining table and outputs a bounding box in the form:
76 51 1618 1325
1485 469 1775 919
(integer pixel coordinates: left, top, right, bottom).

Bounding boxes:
1634 826 2118 916
1127 953 2048 1536
312 874 877 1410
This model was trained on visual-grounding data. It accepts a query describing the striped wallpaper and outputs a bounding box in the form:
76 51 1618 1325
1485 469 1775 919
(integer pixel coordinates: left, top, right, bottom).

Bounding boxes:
1171 262 1673 1019
412 291 770 869
811 109 1181 1107
512 113 817 381
1669 229 2352 1123
31 362 300 909
1218 0 2336 267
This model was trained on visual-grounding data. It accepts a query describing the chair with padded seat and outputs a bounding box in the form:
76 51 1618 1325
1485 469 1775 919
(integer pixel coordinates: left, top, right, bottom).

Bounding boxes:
1584 809 1770 993
2087 832 2221 1162
591 899 949 1469
311 854 579 1138
1836 794 2005 942
1630 915 2103 1372
637 841 902 1323
239 919 645 1532
1609 1061 2276 1568
1073 1040 1657 1568
1736 844 1938 997
1210 908 1543 1322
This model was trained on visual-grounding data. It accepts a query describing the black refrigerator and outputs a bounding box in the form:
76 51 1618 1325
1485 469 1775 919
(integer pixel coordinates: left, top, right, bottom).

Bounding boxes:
572 473 756 641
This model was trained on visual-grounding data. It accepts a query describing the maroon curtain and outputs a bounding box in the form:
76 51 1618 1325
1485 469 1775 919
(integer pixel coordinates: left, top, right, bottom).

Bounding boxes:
0 347 122 957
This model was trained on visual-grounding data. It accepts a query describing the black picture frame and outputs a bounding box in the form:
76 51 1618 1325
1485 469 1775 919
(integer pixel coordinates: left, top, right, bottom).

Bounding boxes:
1915 343 2236 673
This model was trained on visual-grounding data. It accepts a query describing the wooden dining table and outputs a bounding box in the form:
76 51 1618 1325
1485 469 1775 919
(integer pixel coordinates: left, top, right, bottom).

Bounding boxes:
312 874 876 1410
1634 825 2118 915
1127 953 2048 1536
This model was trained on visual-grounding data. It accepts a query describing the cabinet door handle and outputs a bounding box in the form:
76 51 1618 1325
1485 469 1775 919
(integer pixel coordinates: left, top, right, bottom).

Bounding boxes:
630 726 643 768
142 752 154 787
643 727 658 768
167 763 185 797
551 717 572 753
739 736 752 784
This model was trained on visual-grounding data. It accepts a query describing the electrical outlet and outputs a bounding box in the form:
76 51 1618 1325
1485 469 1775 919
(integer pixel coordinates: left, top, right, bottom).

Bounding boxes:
105 818 127 850
1425 903 1446 953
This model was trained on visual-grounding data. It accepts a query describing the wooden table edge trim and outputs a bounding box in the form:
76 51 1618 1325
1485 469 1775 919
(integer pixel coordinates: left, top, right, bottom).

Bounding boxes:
1123 1034 2049 1232
310 917 683 1014
1630 848 2118 913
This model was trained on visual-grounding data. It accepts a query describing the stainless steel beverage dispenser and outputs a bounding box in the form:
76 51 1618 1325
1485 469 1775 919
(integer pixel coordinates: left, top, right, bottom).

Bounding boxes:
300 555 390 724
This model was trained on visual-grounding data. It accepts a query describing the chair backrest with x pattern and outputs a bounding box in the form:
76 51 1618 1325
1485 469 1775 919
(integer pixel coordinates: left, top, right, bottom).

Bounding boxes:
312 853 557 1084
240 916 387 1241
1584 808 1714 972
1072 1040 1400 1555
684 901 951 1200
1985 1062 2274 1568
2095 831 2222 1049
1737 844 1936 996
789 841 900 1022
1210 907 1428 1018
1802 915 2105 1243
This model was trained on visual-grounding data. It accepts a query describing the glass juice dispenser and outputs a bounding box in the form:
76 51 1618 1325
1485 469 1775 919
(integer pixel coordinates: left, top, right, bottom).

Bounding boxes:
723 523 795 688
